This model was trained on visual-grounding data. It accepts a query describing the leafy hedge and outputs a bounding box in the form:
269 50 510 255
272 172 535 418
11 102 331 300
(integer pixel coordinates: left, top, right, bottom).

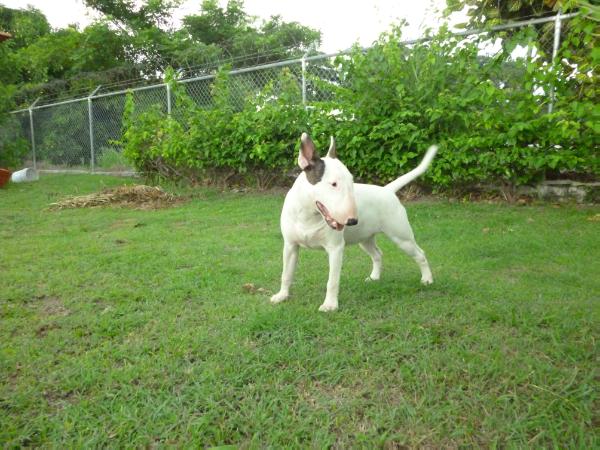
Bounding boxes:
121 25 598 189
0 84 29 170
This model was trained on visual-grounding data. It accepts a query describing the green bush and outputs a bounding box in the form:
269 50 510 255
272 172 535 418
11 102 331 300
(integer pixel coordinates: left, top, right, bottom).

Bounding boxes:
0 136 29 169
120 26 598 189
121 67 309 185
0 84 29 170
311 26 598 188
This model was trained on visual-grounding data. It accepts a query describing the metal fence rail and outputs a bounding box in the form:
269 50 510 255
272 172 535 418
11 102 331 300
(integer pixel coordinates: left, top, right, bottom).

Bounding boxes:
2 12 576 173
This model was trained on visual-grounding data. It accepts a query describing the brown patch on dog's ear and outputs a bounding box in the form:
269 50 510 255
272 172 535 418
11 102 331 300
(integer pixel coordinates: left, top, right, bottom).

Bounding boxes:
326 136 337 159
298 132 319 170
305 158 325 185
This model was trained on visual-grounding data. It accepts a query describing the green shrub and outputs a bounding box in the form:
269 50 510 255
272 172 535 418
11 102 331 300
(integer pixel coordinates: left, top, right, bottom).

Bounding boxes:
0 84 30 170
0 137 29 169
121 67 309 186
309 26 598 188
120 26 598 188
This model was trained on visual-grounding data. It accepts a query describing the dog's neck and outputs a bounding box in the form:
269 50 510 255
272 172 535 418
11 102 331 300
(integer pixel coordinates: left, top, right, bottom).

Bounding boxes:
290 172 324 223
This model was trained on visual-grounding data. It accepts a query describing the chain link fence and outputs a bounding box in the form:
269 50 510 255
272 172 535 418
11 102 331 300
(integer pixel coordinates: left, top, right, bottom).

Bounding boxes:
1 12 576 174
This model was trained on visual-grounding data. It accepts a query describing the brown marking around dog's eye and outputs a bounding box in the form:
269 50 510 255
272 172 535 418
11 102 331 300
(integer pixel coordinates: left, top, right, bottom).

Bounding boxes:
304 158 325 185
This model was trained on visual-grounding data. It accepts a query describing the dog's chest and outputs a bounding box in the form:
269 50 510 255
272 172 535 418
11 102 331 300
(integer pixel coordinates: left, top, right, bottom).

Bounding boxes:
295 225 329 249
282 215 330 249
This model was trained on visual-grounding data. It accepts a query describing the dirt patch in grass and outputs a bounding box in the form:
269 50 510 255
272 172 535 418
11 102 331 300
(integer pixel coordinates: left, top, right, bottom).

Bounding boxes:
48 185 183 210
32 295 70 317
242 282 270 295
36 322 61 337
109 218 146 229
43 388 78 411
30 296 69 338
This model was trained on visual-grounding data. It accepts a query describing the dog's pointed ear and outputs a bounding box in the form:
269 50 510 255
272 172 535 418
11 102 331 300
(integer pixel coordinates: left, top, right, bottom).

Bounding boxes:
298 132 319 169
326 136 337 159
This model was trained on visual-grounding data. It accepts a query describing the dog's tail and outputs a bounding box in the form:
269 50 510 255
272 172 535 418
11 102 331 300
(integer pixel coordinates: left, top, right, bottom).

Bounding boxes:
384 145 438 193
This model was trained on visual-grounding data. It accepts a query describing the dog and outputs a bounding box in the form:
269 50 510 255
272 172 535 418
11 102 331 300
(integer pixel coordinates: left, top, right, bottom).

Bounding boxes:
271 133 437 311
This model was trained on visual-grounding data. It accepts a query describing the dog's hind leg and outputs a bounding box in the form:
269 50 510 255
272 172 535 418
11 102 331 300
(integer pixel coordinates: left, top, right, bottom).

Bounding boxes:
271 242 299 303
359 236 383 281
382 207 433 285
389 236 433 285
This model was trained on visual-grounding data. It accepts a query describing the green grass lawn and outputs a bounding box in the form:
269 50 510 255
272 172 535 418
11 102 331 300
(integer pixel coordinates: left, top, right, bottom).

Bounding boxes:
1 174 598 448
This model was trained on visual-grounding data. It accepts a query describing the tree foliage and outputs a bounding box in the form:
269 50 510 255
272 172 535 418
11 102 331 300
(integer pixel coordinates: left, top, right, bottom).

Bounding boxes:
0 5 50 49
183 0 320 70
0 0 321 107
82 0 182 29
444 0 598 115
445 0 561 25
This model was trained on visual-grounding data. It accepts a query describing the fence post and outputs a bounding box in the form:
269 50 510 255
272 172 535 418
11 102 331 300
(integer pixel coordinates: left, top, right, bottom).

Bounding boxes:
28 97 40 170
88 85 102 172
166 83 172 114
301 54 307 105
548 10 562 114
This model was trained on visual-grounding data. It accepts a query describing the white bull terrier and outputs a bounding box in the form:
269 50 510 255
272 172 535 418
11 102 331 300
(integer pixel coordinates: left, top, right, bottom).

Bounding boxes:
271 132 438 312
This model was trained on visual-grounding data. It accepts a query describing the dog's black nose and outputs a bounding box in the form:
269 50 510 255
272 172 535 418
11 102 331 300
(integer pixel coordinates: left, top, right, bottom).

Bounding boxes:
346 218 358 226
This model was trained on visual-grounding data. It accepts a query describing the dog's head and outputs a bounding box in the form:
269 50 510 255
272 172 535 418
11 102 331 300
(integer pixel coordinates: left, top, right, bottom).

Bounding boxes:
298 132 358 231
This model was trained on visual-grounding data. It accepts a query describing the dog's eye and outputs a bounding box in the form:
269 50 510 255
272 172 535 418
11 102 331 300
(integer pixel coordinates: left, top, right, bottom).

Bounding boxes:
331 182 337 187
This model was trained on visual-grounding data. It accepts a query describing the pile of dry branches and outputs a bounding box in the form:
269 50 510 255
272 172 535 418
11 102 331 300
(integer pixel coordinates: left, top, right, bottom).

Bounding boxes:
48 185 180 210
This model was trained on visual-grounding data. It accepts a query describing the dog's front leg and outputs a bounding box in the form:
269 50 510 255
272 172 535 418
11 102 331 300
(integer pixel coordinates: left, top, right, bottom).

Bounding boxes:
319 245 344 312
270 242 299 304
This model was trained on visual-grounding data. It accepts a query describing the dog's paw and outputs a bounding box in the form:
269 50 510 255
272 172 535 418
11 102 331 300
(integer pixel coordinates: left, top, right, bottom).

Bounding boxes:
420 277 433 285
270 292 288 304
318 302 338 312
365 275 380 282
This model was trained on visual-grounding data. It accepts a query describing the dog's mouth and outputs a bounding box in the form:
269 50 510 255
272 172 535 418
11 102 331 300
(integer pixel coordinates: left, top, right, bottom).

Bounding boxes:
316 201 344 231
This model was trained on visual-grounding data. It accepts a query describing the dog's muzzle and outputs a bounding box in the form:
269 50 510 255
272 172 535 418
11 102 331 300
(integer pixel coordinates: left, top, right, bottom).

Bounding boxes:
316 201 345 231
